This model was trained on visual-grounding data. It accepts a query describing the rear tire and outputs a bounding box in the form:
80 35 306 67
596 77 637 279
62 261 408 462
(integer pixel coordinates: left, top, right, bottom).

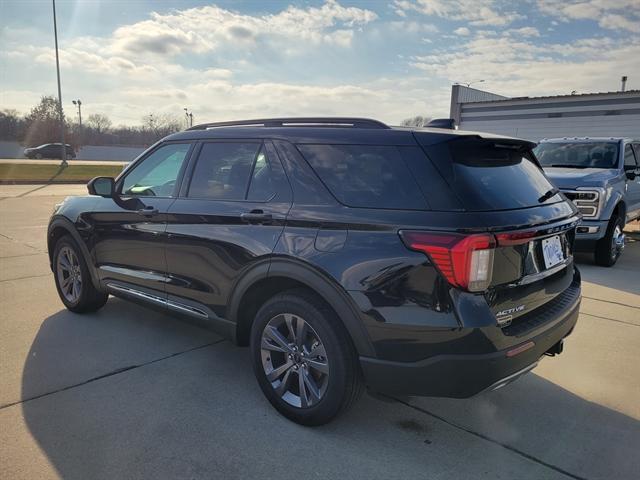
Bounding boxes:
250 289 363 426
53 235 108 313
594 214 625 267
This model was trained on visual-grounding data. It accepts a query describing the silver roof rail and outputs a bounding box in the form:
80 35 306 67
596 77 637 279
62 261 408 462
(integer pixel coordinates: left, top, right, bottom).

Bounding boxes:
187 117 390 130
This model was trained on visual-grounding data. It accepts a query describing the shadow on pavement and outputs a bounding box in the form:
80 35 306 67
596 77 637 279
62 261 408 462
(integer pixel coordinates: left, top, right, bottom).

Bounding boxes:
15 298 219 404
18 302 640 480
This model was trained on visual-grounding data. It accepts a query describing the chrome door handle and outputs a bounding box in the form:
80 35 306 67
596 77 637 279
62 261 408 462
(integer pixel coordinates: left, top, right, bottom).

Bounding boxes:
136 206 159 216
240 210 273 224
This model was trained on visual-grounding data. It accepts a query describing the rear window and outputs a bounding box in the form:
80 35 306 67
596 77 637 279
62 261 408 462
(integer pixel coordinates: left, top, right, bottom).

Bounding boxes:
297 144 429 210
423 138 559 211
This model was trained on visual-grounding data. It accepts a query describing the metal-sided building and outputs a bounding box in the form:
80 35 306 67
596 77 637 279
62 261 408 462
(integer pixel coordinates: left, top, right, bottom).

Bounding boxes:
449 84 640 141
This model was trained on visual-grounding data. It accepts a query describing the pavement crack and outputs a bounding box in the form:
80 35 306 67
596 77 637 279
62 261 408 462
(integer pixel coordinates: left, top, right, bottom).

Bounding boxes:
0 273 51 283
0 231 44 253
581 312 638 327
582 296 640 310
387 395 589 480
0 339 225 410
0 252 45 259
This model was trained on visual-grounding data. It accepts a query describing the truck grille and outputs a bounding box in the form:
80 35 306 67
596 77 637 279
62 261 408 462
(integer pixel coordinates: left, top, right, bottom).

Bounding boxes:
561 189 600 217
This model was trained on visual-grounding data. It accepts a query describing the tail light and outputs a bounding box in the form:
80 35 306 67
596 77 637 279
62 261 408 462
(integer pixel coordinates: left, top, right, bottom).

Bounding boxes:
399 231 496 292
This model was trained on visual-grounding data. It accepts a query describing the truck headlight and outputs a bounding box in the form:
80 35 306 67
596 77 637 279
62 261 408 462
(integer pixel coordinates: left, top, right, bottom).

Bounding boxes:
562 187 606 219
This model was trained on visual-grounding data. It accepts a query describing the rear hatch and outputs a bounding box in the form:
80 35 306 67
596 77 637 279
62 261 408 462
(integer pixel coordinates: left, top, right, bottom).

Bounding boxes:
413 133 581 333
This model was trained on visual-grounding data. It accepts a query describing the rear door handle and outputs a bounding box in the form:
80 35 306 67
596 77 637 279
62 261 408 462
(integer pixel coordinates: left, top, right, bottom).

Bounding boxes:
240 210 273 224
136 206 159 216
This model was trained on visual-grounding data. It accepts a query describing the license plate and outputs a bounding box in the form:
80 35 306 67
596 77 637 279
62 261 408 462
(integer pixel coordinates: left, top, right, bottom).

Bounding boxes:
542 235 564 269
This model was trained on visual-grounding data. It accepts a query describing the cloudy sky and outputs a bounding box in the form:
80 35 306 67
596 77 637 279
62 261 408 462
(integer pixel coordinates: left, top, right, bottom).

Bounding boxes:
1 0 639 127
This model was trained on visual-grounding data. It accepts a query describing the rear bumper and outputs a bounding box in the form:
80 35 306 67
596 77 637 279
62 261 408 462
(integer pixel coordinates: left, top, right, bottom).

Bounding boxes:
359 290 580 398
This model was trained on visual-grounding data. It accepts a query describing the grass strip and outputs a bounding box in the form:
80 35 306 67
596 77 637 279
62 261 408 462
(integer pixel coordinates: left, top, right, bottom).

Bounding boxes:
0 163 123 182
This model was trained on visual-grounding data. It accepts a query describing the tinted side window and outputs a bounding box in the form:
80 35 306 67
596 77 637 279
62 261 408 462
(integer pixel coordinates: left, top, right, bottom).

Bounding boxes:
188 142 261 200
120 143 190 197
624 144 637 168
297 144 428 210
247 149 276 201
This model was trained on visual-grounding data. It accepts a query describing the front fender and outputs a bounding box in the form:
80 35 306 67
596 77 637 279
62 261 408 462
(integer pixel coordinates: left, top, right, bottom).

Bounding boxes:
47 216 102 290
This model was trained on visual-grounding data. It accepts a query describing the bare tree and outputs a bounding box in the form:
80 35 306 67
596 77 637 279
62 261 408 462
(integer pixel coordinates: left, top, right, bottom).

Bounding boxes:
142 113 182 142
0 109 24 141
86 113 112 134
400 115 431 127
23 96 69 147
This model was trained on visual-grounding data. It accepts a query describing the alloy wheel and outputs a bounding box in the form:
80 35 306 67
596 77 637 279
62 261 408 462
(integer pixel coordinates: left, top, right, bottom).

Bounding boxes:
56 246 82 303
260 313 329 408
610 224 625 260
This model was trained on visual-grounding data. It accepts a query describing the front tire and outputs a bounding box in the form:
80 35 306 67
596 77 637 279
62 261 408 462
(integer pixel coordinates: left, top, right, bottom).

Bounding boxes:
594 214 625 267
250 289 363 426
53 235 108 313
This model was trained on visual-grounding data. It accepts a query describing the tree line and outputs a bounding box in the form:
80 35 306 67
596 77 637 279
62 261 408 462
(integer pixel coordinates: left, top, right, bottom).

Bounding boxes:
0 96 184 148
0 96 432 149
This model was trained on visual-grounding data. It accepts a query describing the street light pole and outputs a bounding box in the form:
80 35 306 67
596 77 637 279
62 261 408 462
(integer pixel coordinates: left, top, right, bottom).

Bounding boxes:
76 100 82 128
73 99 82 147
52 0 67 166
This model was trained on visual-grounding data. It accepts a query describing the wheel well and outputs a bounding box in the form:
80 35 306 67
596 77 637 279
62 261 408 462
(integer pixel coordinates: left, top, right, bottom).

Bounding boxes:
612 201 626 222
234 276 319 346
47 226 70 266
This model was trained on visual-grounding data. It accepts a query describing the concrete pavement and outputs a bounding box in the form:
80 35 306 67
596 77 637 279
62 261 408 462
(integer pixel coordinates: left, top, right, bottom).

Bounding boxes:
1 184 638 480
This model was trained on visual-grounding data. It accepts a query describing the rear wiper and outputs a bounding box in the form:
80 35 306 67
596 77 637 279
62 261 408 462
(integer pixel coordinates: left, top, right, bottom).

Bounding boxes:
538 187 559 203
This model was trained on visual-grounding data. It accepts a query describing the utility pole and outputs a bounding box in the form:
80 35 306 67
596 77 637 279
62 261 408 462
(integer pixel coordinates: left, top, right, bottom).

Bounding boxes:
52 0 67 165
189 112 193 127
184 107 190 129
72 99 82 128
72 99 82 146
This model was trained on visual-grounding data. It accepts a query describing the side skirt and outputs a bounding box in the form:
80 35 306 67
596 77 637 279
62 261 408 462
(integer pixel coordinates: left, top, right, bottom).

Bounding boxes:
105 282 236 340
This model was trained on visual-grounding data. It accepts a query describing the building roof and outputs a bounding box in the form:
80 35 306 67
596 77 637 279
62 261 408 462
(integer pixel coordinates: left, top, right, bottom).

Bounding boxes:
466 89 640 105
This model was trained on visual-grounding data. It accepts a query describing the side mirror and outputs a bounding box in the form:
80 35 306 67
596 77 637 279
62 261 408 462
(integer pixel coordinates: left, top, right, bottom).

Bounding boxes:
626 171 637 180
88 176 115 197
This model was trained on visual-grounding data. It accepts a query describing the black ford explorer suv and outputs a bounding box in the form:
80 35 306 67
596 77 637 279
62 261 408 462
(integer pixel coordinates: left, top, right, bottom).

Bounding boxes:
47 117 581 425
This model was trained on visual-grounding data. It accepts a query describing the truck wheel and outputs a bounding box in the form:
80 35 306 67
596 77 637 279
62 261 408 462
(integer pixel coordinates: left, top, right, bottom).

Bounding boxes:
594 214 625 267
250 289 363 426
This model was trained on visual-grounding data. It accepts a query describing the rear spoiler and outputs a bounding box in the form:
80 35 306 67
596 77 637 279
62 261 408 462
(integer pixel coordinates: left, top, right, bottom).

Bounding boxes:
426 118 457 130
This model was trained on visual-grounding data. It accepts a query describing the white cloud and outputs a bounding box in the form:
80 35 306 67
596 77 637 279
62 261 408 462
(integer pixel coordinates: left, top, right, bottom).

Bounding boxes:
107 1 378 58
599 14 640 33
508 27 540 37
394 0 524 27
454 27 471 36
390 21 439 33
410 34 640 97
536 0 640 32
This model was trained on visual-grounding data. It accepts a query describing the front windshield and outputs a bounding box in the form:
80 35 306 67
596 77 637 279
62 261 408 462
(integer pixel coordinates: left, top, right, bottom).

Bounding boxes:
534 142 619 169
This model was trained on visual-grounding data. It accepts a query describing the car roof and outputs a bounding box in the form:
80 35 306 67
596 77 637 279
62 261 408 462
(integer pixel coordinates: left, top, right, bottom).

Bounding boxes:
164 117 535 147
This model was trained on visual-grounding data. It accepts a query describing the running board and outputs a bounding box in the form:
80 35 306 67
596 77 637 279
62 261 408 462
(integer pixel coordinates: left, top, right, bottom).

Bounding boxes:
106 283 208 318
